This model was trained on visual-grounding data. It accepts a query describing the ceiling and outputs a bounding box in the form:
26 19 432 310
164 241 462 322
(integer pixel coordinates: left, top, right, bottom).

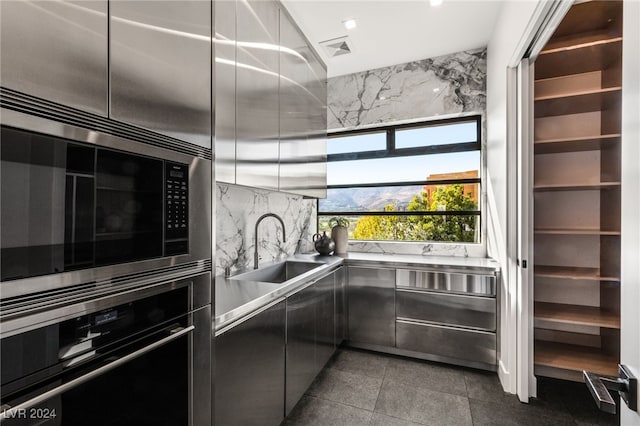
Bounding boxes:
281 0 505 78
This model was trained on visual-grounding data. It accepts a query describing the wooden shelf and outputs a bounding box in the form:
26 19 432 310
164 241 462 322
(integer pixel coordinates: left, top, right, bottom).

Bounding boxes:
535 302 620 329
535 341 618 381
534 134 621 155
533 181 620 192
536 35 622 80
535 87 622 118
534 265 620 282
549 1 622 40
533 0 622 386
534 228 620 236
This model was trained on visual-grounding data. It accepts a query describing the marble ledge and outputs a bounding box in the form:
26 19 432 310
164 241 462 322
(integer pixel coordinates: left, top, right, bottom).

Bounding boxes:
340 251 500 273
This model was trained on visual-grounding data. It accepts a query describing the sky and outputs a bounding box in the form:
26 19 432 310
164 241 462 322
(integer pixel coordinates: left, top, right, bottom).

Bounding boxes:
327 121 479 185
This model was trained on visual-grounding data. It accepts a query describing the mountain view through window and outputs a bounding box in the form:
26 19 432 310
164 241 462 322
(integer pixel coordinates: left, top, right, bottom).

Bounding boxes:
318 117 481 243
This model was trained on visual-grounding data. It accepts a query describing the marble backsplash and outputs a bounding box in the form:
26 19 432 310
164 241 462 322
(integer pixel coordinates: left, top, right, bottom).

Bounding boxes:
347 241 485 258
215 183 317 276
328 48 486 131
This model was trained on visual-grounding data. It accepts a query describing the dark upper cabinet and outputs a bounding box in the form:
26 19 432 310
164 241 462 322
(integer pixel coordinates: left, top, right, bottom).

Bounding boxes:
0 0 108 115
110 1 212 148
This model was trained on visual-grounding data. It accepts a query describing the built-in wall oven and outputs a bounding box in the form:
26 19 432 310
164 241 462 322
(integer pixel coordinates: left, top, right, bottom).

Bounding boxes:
0 108 211 298
0 272 211 426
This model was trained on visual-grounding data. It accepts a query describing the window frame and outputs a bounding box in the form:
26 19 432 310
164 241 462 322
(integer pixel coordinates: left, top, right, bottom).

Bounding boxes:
318 115 482 243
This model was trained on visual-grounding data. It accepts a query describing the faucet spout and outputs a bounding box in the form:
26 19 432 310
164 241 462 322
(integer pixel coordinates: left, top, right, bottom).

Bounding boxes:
254 213 286 269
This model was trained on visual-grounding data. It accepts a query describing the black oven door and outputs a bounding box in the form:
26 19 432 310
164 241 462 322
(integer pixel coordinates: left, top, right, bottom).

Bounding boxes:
1 323 191 426
0 275 211 426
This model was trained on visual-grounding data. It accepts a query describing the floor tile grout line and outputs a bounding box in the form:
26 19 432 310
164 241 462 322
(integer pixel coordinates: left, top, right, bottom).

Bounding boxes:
462 373 477 426
310 392 377 413
368 357 390 425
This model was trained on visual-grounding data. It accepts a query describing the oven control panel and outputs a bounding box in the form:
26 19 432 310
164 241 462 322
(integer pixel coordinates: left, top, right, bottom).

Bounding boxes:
165 162 188 255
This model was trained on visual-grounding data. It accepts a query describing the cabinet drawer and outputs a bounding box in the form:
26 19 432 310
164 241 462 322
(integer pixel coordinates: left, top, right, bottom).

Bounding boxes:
396 320 496 365
396 269 496 296
396 290 496 331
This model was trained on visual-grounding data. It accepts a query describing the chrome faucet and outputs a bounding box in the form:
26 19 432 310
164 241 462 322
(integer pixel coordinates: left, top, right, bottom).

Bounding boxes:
254 213 286 269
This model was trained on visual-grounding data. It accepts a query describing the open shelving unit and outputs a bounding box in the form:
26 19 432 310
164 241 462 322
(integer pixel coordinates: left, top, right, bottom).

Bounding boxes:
532 0 622 382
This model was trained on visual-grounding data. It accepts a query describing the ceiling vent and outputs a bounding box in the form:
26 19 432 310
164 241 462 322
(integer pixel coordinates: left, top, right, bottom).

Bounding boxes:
319 36 353 57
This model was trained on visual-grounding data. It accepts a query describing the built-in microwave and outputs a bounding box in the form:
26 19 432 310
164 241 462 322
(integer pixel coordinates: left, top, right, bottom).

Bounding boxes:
0 108 211 298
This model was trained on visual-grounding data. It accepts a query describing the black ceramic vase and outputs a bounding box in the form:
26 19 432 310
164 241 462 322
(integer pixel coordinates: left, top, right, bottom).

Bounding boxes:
313 231 335 255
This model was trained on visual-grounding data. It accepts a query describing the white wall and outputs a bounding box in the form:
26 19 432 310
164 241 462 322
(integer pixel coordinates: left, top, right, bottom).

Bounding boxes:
486 0 541 394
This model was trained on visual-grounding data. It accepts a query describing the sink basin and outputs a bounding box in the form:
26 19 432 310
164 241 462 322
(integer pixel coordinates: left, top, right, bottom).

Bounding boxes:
229 261 323 284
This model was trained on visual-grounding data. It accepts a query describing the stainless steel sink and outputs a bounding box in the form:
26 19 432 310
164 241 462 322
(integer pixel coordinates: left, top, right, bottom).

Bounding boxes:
229 261 323 284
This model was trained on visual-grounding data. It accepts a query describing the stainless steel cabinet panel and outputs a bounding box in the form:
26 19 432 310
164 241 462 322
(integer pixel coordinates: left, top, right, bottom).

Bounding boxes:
214 0 236 183
110 1 212 148
278 9 327 197
235 0 280 190
303 52 327 198
1 1 108 115
215 300 286 426
348 267 396 347
335 267 347 345
396 320 496 365
316 272 335 370
286 282 316 416
279 9 311 194
396 290 496 331
396 269 496 296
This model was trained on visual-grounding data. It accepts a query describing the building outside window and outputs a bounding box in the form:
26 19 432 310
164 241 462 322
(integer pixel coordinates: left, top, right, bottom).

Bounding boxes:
318 115 482 243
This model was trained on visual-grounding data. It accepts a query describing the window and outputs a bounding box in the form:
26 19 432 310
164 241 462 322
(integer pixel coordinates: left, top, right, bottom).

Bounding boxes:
318 116 481 243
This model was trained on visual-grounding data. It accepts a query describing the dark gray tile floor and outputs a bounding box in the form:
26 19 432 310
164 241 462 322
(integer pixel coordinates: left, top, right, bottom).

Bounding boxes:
284 348 618 426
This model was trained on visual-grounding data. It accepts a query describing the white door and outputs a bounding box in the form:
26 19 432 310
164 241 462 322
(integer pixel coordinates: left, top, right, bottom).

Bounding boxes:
619 0 640 423
515 58 535 403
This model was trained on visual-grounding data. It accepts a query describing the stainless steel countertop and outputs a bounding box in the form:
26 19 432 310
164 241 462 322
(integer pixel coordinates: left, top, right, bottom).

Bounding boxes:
214 254 342 332
214 252 500 332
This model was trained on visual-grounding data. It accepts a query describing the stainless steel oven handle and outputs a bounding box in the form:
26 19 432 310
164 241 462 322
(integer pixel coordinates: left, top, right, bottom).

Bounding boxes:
0 325 195 422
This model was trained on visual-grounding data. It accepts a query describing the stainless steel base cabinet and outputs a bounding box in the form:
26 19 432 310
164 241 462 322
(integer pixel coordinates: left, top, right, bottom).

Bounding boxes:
285 268 340 416
394 268 498 369
335 266 347 345
316 272 335 371
215 300 286 426
347 266 396 347
285 283 317 416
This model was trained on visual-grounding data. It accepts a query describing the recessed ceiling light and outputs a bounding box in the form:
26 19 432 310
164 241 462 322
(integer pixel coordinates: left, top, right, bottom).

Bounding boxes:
433 88 440 93
343 19 357 30
430 0 444 6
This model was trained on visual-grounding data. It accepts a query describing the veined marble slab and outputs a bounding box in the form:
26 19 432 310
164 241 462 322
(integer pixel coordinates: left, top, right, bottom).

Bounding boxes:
216 183 317 276
347 241 486 258
328 48 486 131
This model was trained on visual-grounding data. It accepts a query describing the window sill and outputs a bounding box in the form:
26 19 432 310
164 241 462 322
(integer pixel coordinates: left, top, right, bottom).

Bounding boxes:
346 240 486 258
